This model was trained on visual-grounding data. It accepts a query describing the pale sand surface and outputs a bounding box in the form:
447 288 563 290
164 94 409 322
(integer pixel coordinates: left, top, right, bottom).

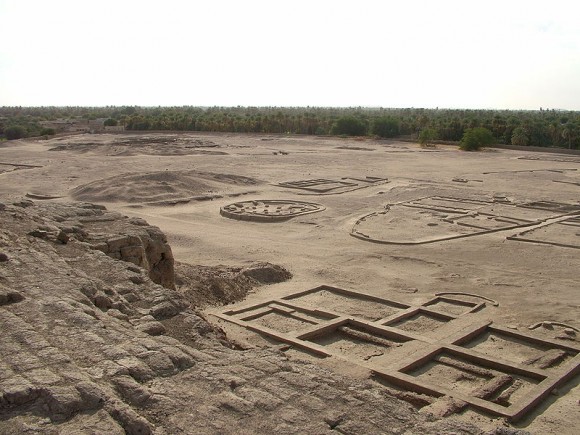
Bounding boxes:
1 132 579 433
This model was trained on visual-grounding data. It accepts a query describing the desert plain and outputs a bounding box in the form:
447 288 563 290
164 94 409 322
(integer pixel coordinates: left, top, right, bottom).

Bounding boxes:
0 132 579 434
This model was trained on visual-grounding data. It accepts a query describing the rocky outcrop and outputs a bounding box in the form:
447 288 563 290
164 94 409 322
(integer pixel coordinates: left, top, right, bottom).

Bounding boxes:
87 221 175 290
0 200 202 433
17 201 176 289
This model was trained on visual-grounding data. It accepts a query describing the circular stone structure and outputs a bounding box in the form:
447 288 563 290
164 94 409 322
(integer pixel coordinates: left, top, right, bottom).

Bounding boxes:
220 200 325 222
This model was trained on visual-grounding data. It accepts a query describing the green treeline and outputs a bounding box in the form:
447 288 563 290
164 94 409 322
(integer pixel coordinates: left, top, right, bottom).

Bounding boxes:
1 106 579 149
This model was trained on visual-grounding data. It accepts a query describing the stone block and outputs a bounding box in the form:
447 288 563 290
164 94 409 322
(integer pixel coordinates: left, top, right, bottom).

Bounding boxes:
136 322 166 336
116 357 156 382
138 351 176 377
107 236 129 253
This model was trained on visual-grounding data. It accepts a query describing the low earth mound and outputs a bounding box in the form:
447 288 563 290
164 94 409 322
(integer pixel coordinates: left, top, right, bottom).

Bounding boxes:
49 135 227 156
70 170 262 204
175 262 292 307
0 200 523 434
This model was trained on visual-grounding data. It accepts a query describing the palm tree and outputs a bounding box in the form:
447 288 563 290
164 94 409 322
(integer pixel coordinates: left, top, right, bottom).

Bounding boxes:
511 127 528 146
562 125 572 149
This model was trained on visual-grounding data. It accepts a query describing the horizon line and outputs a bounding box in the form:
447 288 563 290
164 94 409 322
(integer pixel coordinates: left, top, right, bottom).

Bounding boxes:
1 105 578 112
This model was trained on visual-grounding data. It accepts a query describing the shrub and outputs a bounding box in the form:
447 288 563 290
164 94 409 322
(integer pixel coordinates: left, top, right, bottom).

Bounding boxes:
330 116 367 136
418 128 438 148
104 118 118 126
314 126 327 135
40 128 56 136
371 117 399 138
510 127 528 146
460 127 494 151
4 125 27 140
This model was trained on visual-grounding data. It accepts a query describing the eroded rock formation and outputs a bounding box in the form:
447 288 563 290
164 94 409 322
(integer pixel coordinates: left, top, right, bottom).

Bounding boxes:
16 200 175 290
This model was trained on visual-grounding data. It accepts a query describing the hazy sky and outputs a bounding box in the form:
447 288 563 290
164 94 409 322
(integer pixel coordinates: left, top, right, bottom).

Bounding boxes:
1 0 579 109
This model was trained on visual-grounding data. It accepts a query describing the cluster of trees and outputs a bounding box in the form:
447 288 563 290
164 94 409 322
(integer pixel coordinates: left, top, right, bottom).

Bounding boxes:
0 106 132 140
1 106 579 149
1 123 55 139
460 127 495 151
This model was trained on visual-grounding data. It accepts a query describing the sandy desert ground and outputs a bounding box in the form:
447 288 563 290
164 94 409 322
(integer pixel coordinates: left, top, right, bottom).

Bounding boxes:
1 132 579 433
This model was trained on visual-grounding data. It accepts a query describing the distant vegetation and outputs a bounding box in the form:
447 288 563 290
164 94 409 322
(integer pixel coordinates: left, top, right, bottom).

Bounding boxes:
3 125 27 140
104 118 118 126
418 128 438 148
371 117 399 138
1 106 579 149
330 116 367 136
460 127 495 151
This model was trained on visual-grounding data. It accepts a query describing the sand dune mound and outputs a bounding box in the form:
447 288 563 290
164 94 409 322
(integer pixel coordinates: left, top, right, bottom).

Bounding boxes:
71 170 261 204
175 262 292 307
